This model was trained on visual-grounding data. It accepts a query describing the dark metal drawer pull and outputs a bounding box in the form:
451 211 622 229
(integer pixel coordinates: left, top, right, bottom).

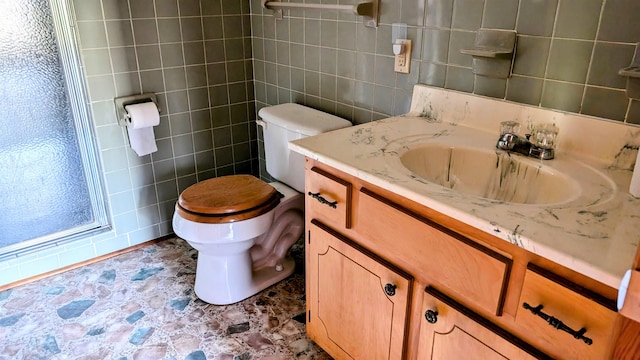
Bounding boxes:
522 302 593 345
308 192 338 208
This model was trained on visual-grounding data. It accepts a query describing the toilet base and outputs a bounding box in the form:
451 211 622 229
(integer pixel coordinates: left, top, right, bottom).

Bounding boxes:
194 252 296 305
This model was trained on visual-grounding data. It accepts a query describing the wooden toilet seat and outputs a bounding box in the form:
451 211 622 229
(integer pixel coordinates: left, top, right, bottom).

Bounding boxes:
175 175 281 224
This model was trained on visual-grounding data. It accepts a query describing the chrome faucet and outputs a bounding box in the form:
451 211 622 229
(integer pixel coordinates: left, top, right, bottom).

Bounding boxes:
496 132 555 160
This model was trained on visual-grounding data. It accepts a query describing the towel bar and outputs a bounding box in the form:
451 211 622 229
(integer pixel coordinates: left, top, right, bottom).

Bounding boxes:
262 0 379 28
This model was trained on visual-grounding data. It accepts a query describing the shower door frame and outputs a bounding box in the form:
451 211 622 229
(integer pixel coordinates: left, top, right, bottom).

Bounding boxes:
0 0 109 258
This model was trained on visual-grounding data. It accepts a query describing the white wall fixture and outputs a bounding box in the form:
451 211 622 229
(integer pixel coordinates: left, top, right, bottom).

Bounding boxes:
618 269 640 323
262 0 380 28
392 23 411 74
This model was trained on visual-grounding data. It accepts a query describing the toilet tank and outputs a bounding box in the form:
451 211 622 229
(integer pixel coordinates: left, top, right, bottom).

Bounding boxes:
257 104 352 192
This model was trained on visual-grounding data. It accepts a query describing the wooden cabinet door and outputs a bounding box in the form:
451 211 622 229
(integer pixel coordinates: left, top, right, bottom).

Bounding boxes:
307 220 413 360
417 287 550 360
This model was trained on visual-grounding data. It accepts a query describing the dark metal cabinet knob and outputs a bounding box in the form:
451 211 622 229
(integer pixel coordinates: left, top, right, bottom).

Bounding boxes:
425 309 438 324
384 283 397 296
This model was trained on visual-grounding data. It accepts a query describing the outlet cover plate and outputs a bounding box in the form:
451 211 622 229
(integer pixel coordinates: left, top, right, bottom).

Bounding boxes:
394 39 412 73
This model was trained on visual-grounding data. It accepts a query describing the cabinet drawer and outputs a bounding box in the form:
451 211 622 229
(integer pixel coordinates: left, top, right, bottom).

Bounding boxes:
515 264 617 360
357 189 511 316
306 167 352 229
418 287 550 360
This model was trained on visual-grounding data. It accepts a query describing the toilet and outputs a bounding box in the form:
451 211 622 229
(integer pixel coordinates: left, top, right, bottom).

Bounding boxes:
172 103 352 305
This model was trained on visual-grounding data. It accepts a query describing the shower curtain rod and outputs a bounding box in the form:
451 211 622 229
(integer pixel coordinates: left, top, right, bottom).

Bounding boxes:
261 0 379 28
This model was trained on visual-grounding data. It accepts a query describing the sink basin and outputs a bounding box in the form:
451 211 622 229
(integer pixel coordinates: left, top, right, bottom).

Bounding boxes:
399 144 580 205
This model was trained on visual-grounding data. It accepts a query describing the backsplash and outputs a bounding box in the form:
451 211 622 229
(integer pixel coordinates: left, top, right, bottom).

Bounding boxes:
406 84 640 167
251 0 640 123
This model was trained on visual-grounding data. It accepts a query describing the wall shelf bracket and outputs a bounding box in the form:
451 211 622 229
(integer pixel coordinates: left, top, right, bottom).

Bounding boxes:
262 0 379 28
619 43 640 100
460 29 517 79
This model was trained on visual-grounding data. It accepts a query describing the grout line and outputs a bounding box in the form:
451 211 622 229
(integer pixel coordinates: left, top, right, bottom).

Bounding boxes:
537 0 563 109
581 0 607 119
188 1 207 180
148 0 173 231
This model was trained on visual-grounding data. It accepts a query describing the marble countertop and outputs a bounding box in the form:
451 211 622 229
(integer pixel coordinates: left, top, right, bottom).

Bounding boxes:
288 85 640 290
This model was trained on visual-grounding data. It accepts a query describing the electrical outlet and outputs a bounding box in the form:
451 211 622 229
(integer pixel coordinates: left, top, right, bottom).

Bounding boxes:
394 39 412 74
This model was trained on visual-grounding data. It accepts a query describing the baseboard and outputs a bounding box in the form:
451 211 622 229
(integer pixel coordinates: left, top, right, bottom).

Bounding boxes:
0 234 175 292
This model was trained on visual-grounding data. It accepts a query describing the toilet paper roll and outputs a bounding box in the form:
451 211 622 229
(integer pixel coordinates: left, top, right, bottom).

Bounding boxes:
124 102 160 156
630 148 640 198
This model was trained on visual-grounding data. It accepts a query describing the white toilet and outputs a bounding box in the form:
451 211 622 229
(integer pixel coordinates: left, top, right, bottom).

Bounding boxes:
172 103 351 305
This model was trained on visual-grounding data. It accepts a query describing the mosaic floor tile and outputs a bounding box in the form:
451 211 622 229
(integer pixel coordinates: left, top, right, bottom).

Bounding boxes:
0 237 332 359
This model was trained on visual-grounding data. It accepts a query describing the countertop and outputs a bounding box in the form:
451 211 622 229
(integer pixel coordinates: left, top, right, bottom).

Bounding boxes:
288 85 640 290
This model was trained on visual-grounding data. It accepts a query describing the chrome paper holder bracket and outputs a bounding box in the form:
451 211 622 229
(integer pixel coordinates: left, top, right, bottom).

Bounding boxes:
114 93 159 127
262 0 379 28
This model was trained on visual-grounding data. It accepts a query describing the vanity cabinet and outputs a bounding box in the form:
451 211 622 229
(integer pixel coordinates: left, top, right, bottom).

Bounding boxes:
303 159 621 359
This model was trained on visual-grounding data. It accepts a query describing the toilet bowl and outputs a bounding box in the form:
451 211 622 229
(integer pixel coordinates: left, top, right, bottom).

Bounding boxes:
173 176 303 305
172 103 352 305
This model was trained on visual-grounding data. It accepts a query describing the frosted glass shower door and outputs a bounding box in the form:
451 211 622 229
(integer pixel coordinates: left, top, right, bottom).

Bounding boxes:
0 0 107 253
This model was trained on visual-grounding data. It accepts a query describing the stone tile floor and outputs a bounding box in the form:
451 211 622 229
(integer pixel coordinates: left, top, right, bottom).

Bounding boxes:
0 237 331 360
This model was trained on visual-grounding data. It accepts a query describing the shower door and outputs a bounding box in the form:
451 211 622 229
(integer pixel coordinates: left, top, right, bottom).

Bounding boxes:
0 0 107 255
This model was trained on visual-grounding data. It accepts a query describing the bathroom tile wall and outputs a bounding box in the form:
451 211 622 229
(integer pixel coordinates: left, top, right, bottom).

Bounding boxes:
250 0 640 179
4 0 640 287
0 0 254 286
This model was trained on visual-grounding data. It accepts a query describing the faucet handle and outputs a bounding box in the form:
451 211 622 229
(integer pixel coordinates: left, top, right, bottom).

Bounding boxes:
532 124 559 150
500 120 521 136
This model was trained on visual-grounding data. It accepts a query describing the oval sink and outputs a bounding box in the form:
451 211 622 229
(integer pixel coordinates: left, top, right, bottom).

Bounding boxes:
399 144 580 205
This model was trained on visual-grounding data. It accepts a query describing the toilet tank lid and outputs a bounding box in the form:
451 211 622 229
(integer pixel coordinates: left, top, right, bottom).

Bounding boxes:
258 103 352 136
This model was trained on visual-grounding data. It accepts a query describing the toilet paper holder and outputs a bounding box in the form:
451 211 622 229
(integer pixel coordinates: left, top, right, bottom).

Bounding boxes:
114 93 160 127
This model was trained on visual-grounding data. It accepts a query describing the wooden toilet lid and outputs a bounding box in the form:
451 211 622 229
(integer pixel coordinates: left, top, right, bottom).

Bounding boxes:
176 175 280 223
